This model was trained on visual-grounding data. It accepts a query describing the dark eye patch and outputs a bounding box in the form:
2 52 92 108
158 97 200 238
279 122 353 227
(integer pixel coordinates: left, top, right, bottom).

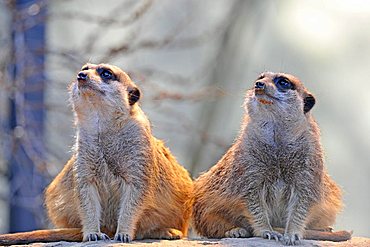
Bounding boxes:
81 66 89 71
273 76 295 91
97 67 115 81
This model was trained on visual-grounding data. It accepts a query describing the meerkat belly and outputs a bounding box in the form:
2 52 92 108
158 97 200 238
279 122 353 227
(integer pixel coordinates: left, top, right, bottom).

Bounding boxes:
94 162 124 232
267 178 289 228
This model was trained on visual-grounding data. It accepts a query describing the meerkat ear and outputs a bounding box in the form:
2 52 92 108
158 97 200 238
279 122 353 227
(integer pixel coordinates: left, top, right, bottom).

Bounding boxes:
303 93 316 113
128 86 141 105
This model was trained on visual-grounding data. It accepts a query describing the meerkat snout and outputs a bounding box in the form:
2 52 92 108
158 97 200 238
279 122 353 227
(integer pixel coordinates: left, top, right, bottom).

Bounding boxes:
77 71 88 81
255 81 265 89
76 71 90 89
254 81 266 97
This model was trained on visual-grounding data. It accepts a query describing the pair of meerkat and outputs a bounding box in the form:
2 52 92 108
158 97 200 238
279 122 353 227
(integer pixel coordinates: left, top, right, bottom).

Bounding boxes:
0 64 350 246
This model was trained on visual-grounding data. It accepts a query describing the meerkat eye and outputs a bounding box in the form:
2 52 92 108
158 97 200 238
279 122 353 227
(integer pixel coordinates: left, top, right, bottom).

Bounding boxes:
100 69 113 80
273 77 294 91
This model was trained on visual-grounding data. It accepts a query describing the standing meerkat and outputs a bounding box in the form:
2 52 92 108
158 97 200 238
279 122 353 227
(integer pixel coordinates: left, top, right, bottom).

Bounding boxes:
192 72 351 245
0 63 193 245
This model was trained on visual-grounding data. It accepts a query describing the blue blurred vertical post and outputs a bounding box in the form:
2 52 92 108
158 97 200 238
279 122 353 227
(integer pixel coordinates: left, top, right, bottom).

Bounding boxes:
8 0 48 232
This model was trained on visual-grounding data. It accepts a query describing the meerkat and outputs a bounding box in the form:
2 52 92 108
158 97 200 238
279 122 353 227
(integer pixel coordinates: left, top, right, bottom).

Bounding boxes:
192 72 352 245
0 63 193 245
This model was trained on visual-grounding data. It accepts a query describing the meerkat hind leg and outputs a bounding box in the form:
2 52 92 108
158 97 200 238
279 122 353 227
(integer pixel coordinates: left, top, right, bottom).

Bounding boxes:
142 228 183 240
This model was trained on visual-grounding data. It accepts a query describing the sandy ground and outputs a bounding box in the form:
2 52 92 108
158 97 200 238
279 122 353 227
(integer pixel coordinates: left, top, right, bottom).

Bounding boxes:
18 237 369 247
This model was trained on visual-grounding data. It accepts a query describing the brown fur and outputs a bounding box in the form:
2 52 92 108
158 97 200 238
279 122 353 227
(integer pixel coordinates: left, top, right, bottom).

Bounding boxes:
192 72 351 245
0 229 82 245
0 63 193 245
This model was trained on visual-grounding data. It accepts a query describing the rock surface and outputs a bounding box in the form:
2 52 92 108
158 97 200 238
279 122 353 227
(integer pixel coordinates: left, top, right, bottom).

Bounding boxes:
21 237 370 247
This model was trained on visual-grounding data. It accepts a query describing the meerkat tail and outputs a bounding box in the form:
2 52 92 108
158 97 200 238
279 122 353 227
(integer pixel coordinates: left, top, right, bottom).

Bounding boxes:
274 227 352 242
0 228 82 245
303 229 352 242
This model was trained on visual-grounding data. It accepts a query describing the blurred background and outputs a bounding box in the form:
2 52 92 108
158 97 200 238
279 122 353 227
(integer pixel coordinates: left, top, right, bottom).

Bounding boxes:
0 0 369 238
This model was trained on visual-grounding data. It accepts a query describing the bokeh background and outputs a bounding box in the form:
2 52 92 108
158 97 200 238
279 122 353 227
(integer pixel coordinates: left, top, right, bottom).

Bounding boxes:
0 0 369 238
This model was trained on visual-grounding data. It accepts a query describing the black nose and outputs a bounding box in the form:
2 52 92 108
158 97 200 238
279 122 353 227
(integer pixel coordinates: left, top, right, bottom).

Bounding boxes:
255 81 265 89
77 72 87 81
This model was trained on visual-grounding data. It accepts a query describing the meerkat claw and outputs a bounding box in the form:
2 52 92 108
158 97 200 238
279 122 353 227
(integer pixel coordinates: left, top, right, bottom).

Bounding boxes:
283 233 301 246
262 230 282 241
114 233 132 243
100 233 110 241
84 232 110 242
87 233 97 242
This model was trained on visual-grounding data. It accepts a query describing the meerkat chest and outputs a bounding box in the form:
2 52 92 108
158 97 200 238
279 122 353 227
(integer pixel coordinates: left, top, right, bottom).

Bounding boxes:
255 121 309 159
249 121 275 149
257 121 297 146
77 134 124 182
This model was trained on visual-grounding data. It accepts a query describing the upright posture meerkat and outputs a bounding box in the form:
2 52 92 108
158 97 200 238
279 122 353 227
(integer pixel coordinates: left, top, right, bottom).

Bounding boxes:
0 63 193 245
192 72 351 245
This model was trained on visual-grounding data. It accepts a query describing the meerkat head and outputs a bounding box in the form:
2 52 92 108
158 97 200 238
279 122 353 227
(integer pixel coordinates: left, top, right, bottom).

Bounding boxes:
69 63 141 119
244 72 316 120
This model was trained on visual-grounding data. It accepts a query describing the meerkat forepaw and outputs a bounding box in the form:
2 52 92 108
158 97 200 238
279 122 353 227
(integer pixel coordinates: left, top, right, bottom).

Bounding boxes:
262 230 282 241
114 232 132 243
282 233 301 246
225 227 251 238
83 232 110 242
